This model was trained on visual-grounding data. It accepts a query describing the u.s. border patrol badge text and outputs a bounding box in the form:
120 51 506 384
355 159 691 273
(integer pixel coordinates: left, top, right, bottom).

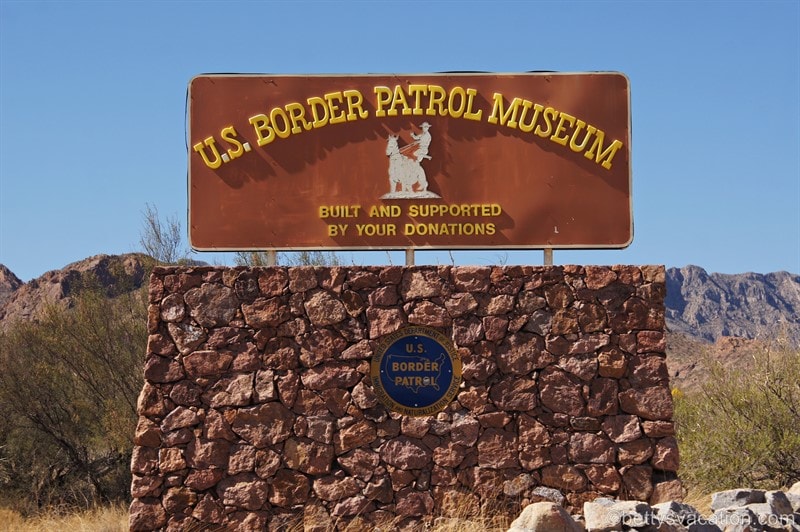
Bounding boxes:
371 326 461 416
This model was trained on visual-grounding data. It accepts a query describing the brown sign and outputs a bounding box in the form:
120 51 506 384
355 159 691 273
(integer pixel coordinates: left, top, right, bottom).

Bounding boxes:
188 73 631 251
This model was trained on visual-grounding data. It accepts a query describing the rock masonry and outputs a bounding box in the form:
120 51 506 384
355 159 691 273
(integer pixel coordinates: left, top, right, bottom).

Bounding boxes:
508 484 800 531
130 265 675 530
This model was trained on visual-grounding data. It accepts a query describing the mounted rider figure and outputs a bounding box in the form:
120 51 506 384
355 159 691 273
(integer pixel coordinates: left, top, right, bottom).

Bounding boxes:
401 122 432 163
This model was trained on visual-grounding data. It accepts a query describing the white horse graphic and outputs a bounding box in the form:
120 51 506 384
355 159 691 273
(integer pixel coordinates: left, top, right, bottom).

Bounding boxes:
380 125 440 199
386 135 428 194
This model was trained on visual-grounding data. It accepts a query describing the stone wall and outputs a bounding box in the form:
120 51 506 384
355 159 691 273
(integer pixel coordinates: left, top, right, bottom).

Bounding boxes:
130 265 676 531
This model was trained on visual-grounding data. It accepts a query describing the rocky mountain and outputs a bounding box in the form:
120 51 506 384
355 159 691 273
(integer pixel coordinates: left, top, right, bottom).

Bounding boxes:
665 265 800 345
663 266 799 393
0 264 23 310
0 253 150 331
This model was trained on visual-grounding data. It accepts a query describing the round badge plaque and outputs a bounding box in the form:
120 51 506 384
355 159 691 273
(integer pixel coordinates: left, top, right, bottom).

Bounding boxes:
371 326 462 416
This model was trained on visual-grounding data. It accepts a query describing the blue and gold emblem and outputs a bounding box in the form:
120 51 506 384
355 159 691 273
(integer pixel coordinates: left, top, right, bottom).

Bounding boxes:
371 326 461 416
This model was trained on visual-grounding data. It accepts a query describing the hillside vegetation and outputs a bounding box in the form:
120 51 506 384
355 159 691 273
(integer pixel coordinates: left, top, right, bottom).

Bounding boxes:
674 337 800 492
0 260 149 512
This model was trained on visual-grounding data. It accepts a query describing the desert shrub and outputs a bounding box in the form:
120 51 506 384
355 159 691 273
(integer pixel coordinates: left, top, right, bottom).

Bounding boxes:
0 277 146 513
235 250 342 266
674 338 800 491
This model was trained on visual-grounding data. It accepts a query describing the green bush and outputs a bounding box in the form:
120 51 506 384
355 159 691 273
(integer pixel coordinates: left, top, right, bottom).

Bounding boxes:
0 278 146 512
674 338 800 491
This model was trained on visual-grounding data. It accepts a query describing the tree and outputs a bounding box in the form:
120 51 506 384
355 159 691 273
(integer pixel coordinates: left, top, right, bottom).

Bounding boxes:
138 203 189 264
0 276 146 511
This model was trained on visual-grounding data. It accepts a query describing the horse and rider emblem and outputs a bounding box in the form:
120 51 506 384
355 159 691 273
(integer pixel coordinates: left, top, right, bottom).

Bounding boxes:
381 122 441 199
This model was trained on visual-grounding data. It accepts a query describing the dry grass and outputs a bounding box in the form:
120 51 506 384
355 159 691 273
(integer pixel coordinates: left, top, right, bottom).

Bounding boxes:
0 499 512 532
0 484 786 531
0 504 128 532
682 487 713 517
429 515 511 531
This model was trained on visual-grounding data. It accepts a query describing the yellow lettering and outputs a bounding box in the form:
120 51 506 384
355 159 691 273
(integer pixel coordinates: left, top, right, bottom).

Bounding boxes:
327 224 348 237
403 222 496 236
407 84 428 115
269 107 291 139
325 91 347 125
249 114 275 146
569 120 597 153
585 130 624 170
550 112 576 146
535 107 558 138
448 86 467 119
220 126 244 160
426 85 447 116
319 205 360 218
374 86 392 117
463 88 483 121
307 96 330 128
285 102 311 134
343 89 368 121
518 101 543 133
369 205 401 217
488 92 524 128
390 85 411 116
356 223 396 236
192 137 223 169
405 203 503 217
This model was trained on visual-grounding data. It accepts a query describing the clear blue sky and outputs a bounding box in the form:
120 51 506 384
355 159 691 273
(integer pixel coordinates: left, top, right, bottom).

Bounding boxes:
1 0 798 282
